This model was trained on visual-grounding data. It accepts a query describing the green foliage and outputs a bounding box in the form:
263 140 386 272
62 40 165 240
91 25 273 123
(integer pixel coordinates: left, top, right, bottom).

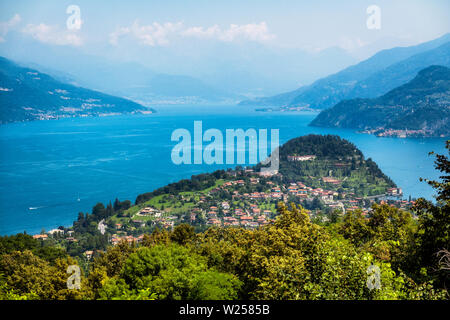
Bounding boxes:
92 241 136 278
170 224 196 245
414 140 450 288
268 135 396 196
0 250 84 300
338 204 417 273
120 244 241 300
0 233 67 264
1 140 448 300
97 278 157 300
135 170 228 204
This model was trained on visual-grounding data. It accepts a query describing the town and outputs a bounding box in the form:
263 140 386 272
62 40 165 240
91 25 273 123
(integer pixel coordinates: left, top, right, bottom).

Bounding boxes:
33 160 410 258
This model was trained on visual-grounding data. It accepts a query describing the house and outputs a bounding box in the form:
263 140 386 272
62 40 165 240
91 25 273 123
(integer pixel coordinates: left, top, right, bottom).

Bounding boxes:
258 170 278 177
322 177 341 184
84 250 94 260
257 215 266 223
387 188 403 196
33 234 48 240
48 229 64 235
287 155 316 161
246 222 260 229
139 207 161 217
132 220 146 228
66 237 77 242
207 218 221 226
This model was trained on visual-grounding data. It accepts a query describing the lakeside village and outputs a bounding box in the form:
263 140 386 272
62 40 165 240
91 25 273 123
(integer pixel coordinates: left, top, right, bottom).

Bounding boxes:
360 127 447 138
32 154 408 258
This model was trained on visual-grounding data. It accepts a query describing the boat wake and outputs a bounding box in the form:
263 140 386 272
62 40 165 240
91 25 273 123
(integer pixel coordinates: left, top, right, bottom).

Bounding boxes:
28 206 45 211
28 196 82 212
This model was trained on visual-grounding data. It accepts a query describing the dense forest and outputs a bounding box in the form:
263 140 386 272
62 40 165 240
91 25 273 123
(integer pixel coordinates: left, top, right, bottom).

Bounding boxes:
0 141 448 300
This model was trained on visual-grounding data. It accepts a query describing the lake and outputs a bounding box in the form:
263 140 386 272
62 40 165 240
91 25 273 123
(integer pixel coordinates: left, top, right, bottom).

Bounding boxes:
0 105 446 235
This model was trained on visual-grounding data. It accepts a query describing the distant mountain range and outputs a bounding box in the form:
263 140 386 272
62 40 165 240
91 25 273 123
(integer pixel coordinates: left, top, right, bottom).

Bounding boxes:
0 32 240 104
23 58 238 106
310 65 450 138
240 33 450 109
0 30 360 100
0 56 154 124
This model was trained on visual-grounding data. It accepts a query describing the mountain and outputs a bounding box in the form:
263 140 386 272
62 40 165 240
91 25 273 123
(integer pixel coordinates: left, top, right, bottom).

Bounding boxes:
0 57 155 124
135 134 396 205
121 73 239 105
239 33 450 109
259 134 396 197
310 66 450 138
345 41 450 99
0 33 237 105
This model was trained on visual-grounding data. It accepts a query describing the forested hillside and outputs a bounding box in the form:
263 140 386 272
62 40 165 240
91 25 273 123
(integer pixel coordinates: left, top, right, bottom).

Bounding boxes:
310 66 450 137
0 57 155 124
1 138 448 300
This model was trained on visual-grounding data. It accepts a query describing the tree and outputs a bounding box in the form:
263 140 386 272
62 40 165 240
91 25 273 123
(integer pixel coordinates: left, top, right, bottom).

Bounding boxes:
414 140 450 288
120 244 241 300
92 203 106 220
92 240 135 278
0 250 84 300
170 224 196 245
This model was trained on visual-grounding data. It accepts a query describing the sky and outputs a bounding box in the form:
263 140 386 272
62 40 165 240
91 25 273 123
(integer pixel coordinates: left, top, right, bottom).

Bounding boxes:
0 0 449 95
1 0 449 51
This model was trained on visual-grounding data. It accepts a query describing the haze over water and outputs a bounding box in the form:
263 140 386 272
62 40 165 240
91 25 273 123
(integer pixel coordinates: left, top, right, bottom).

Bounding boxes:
0 105 446 235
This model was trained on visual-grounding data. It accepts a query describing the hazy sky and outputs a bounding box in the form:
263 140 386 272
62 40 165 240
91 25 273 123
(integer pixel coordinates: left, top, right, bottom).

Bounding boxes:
1 0 449 94
1 0 449 52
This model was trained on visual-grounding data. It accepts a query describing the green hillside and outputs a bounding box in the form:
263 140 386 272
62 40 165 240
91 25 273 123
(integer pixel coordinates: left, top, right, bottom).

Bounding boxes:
0 56 155 124
310 66 450 137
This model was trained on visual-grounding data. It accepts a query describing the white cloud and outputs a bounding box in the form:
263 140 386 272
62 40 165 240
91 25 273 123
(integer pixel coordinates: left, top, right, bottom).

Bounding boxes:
110 21 183 46
110 21 275 46
22 23 83 46
182 22 275 42
0 14 21 42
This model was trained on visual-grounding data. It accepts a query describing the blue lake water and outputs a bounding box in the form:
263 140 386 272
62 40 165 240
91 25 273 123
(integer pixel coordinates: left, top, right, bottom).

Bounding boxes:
0 105 447 235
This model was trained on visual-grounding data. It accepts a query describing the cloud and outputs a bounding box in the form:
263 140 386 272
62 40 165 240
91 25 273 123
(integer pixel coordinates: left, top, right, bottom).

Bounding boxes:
109 21 183 46
109 21 275 46
22 23 83 46
182 22 275 42
0 14 21 42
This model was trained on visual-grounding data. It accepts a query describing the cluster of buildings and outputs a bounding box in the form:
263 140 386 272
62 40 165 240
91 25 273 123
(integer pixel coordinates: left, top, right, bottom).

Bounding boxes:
82 159 410 242
204 204 271 228
362 128 434 138
137 207 162 217
287 155 317 161
110 234 144 246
